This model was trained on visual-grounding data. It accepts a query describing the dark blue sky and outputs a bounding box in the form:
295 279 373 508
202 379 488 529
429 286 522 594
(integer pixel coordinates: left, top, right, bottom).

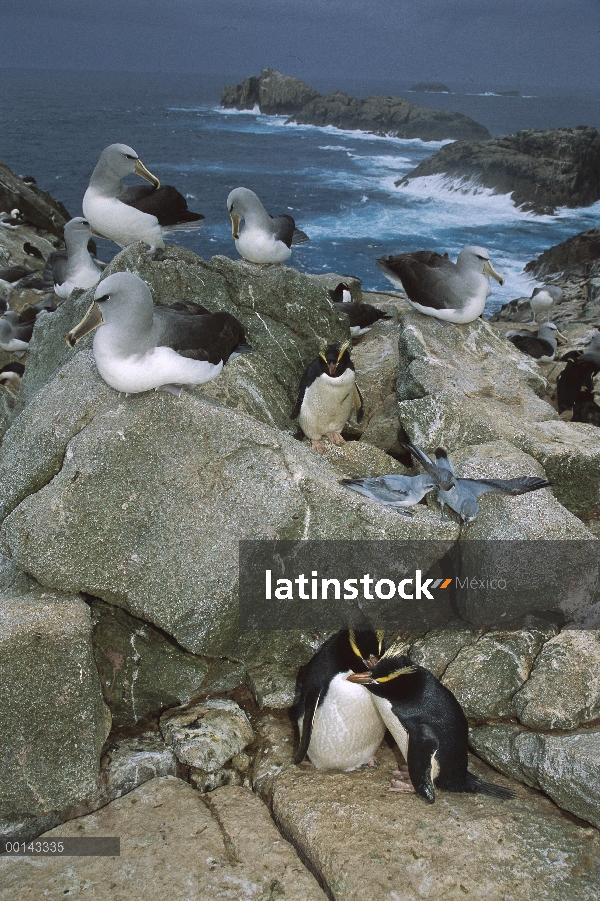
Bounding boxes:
1 1 599 94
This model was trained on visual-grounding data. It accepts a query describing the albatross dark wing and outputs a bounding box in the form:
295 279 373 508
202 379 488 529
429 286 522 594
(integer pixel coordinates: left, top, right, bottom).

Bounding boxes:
154 306 247 365
122 184 205 227
42 251 68 291
376 251 456 310
508 334 555 359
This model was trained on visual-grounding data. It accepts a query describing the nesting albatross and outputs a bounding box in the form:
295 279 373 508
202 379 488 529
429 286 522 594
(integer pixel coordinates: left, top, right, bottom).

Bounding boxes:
375 246 504 324
227 187 309 264
506 322 564 362
66 272 249 395
43 217 105 300
83 144 204 252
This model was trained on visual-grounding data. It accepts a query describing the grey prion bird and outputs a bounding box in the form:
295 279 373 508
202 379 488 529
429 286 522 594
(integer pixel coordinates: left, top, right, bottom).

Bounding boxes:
375 246 504 324
506 322 565 362
83 143 204 252
42 218 105 300
348 643 514 804
291 340 363 453
403 442 552 524
340 458 454 517
292 629 388 772
227 187 309 264
66 272 249 395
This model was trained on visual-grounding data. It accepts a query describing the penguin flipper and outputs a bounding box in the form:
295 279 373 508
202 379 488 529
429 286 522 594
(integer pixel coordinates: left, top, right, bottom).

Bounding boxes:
290 359 321 419
354 383 364 422
463 773 515 800
294 685 322 764
406 722 439 804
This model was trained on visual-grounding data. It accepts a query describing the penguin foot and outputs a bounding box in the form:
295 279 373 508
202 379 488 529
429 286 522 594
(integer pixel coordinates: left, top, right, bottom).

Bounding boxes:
326 431 345 446
391 766 410 778
388 779 415 793
310 439 325 454
360 756 379 770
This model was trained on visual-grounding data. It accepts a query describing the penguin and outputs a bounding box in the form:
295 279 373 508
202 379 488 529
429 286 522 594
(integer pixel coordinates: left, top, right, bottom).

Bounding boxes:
572 386 600 426
348 645 514 804
328 282 353 304
334 301 391 337
556 333 600 413
290 340 363 453
292 629 388 771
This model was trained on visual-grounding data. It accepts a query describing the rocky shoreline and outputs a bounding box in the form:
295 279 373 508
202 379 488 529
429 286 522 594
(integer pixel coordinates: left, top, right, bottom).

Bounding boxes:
221 68 491 142
1 160 599 898
399 126 600 214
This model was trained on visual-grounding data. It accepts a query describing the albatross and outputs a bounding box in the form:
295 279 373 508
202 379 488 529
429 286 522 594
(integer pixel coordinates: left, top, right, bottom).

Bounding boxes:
66 272 249 395
227 187 309 264
83 144 204 252
375 246 504 324
42 217 105 300
506 322 564 362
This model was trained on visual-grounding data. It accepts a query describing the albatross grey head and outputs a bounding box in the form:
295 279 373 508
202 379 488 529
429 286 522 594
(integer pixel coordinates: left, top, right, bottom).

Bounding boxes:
457 246 505 285
66 272 155 349
90 143 161 190
226 187 268 239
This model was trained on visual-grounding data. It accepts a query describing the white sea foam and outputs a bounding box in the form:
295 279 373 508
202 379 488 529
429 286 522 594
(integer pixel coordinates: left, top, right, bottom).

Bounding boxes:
214 104 262 115
390 173 559 223
275 118 453 149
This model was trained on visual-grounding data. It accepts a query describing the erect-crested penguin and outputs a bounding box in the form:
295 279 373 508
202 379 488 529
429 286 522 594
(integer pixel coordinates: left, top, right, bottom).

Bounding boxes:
290 340 363 453
292 629 387 772
348 646 514 803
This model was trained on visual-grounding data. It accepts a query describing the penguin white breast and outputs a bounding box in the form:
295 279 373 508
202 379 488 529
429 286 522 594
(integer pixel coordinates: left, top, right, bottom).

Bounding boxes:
371 695 440 780
371 695 409 761
304 671 385 771
298 369 356 439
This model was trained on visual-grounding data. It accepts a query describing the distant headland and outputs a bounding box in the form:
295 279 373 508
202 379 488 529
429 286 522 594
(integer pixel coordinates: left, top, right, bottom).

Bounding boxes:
221 69 491 142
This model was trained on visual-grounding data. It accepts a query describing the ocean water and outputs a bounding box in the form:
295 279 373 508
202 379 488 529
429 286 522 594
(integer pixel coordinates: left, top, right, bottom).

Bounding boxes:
2 70 600 314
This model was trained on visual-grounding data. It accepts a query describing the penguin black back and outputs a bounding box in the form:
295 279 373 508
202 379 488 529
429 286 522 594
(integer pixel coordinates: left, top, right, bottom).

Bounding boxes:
292 628 384 765
355 653 514 803
291 341 355 419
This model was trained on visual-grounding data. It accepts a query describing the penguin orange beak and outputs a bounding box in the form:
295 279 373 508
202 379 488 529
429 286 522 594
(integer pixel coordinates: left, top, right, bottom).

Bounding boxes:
328 362 338 376
347 672 375 684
